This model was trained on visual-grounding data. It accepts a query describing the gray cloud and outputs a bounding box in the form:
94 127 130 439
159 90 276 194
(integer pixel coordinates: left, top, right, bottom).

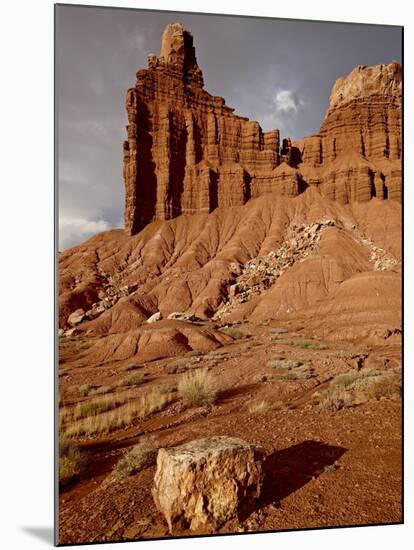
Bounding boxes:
56 5 402 250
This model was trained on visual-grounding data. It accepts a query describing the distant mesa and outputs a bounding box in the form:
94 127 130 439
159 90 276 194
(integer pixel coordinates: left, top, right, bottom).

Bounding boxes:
123 22 402 235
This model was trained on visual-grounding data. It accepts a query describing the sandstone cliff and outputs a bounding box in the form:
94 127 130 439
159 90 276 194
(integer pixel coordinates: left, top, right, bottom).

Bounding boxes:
123 23 402 235
297 62 402 203
123 22 280 235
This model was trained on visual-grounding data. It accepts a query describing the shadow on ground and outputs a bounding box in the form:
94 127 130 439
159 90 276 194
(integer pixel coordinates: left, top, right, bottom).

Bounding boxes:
261 439 347 505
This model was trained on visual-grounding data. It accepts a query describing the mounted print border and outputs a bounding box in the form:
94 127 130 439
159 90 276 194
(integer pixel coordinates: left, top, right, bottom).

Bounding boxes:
55 3 403 545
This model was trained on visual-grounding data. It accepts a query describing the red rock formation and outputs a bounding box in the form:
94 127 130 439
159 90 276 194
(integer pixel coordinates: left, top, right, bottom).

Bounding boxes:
123 22 280 235
297 62 402 202
123 23 402 235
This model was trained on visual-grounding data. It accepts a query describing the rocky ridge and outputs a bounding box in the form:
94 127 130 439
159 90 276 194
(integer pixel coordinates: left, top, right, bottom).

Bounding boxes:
123 23 402 235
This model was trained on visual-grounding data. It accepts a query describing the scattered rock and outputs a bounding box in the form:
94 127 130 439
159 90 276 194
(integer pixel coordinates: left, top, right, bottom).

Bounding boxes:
67 308 85 326
167 312 199 322
152 436 263 532
146 311 162 323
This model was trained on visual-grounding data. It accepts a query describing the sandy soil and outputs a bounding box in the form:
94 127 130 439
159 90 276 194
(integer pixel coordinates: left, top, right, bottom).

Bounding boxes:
58 319 402 544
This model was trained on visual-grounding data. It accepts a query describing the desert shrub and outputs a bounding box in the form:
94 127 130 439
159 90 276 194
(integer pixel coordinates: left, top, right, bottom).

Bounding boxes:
178 369 217 406
185 350 202 357
77 384 93 397
267 359 302 370
113 440 158 478
73 395 124 420
175 357 191 366
292 339 327 350
157 384 177 394
331 371 361 388
368 374 402 399
59 439 88 487
138 388 172 417
270 327 288 335
318 386 355 411
65 390 172 437
208 349 228 357
323 464 337 473
88 385 112 396
227 328 245 340
118 372 146 387
247 400 269 413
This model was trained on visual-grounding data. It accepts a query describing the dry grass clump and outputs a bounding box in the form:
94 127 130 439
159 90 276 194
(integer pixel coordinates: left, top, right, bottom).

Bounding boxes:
157 384 177 394
317 386 355 412
77 383 93 397
88 385 112 396
267 359 302 370
65 389 172 438
226 328 246 340
185 350 202 357
113 439 158 478
73 395 124 420
292 339 327 350
178 369 217 406
247 399 269 413
59 439 88 487
315 368 401 411
365 375 401 399
331 371 361 388
117 372 146 387
207 349 228 357
270 327 288 335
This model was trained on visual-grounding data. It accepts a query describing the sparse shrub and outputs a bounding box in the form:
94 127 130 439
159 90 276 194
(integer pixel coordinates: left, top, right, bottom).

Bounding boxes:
270 327 288 335
267 359 302 370
185 350 202 357
178 369 217 406
73 395 124 420
360 373 401 400
323 464 337 473
118 372 146 387
77 384 93 397
247 400 269 413
89 385 112 396
227 328 245 340
208 349 228 357
292 339 327 350
65 389 172 438
137 388 172 417
59 439 88 487
113 440 158 478
331 371 360 388
319 386 354 411
175 357 191 366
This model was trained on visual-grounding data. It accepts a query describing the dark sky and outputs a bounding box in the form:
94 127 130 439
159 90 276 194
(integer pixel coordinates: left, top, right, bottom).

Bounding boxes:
56 4 402 249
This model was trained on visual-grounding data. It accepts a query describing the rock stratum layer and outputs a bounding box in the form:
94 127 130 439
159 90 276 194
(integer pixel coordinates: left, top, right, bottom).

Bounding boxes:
123 23 402 235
